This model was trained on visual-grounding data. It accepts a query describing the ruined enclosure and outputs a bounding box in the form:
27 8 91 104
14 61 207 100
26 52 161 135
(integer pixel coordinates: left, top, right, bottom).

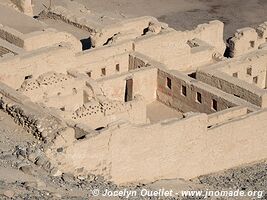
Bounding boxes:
0 0 266 187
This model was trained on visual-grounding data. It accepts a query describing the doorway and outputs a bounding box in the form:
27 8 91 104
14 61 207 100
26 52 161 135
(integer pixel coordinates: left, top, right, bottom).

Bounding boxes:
124 78 133 102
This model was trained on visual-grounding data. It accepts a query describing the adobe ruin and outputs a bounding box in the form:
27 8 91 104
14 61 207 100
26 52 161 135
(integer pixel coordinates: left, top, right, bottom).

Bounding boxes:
0 0 266 186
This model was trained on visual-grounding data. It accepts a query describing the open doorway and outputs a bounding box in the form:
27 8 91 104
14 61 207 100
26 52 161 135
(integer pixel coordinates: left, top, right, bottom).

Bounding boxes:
80 37 92 51
124 78 133 102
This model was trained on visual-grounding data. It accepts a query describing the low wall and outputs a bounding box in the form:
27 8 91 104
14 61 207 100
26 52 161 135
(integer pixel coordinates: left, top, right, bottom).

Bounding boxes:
0 24 24 48
205 109 267 175
0 25 82 52
69 95 147 129
207 106 248 127
52 107 267 185
0 82 67 141
54 113 208 183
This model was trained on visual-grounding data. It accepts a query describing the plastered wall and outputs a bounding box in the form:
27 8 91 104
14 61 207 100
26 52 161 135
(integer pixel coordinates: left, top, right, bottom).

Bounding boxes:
196 70 267 107
76 53 130 80
53 108 267 185
0 46 77 88
157 69 240 114
55 113 208 183
205 109 267 175
229 22 267 57
133 20 225 71
11 0 33 16
98 67 158 104
68 96 147 129
216 50 267 89
0 25 82 52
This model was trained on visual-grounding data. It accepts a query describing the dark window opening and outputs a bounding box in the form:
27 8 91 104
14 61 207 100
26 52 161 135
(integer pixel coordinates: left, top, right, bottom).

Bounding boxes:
116 64 120 72
166 77 172 89
72 88 78 94
187 40 199 48
124 78 133 102
101 68 106 76
233 72 238 78
77 135 86 140
249 41 255 48
224 37 233 58
196 92 202 103
80 38 92 51
142 27 149 35
132 43 135 51
234 94 240 98
103 33 118 46
25 75 33 80
247 67 252 76
212 99 218 111
181 85 187 96
86 71 92 78
188 72 196 79
95 127 105 131
253 76 258 84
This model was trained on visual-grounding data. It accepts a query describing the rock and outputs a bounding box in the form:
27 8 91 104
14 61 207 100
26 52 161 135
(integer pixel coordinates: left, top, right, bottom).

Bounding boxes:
19 165 35 175
62 173 75 183
36 179 46 189
3 190 14 198
0 116 4 121
28 152 38 162
0 151 13 160
35 156 47 166
56 147 63 153
50 167 62 177
15 145 27 158
25 181 37 188
77 175 87 181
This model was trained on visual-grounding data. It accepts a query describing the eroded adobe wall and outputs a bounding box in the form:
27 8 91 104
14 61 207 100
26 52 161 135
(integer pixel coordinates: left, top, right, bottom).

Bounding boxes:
0 25 82 52
50 107 267 185
0 82 67 141
205 109 267 175
98 67 158 104
0 46 77 88
196 70 267 108
11 0 33 16
69 95 147 129
133 21 225 71
0 24 24 48
134 30 192 70
228 22 267 57
18 72 86 111
51 113 209 184
157 69 246 114
216 50 267 89
76 52 130 80
22 29 82 52
186 20 225 55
